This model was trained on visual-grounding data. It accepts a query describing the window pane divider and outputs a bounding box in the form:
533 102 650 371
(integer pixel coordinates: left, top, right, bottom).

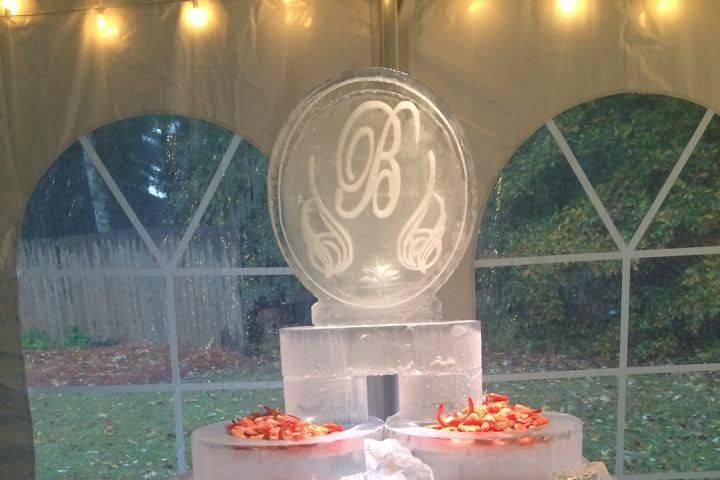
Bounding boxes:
474 245 720 268
168 135 243 268
79 136 168 267
615 256 631 476
166 273 186 473
17 246 720 279
172 266 293 276
16 266 295 277
29 363 719 396
545 120 627 251
628 109 715 250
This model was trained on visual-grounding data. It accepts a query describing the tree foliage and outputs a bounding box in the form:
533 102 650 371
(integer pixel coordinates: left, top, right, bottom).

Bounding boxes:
477 94 720 365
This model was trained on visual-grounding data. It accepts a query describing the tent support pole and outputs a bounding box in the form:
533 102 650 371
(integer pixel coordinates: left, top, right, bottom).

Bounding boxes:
379 0 399 69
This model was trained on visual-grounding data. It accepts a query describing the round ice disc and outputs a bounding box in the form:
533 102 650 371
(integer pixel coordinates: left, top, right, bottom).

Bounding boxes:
269 68 477 309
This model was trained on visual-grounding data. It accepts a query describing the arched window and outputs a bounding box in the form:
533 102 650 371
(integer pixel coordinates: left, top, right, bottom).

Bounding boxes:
476 94 719 476
19 115 313 478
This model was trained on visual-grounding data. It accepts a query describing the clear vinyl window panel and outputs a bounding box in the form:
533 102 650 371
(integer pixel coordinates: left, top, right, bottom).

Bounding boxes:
477 94 720 478
19 114 309 479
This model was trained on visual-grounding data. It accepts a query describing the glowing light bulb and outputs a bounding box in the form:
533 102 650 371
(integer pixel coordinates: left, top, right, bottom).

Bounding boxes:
2 0 19 15
186 1 208 28
467 0 483 13
96 10 106 29
283 0 312 29
557 0 579 15
656 0 678 15
96 9 119 38
638 10 648 28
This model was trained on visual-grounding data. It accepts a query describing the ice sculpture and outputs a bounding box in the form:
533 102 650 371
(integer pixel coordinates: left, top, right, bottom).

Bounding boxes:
268 68 478 324
267 68 482 424
192 67 586 480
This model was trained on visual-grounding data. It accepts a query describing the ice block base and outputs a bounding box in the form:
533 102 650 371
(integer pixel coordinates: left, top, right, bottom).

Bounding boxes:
280 320 483 424
386 412 584 480
191 418 383 480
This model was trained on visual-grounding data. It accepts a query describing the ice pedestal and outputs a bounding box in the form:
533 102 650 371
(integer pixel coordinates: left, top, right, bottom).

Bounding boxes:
284 376 370 425
281 320 482 424
386 412 584 480
191 418 383 480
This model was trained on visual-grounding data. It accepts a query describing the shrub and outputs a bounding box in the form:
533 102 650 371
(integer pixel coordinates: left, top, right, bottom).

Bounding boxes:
63 326 92 349
22 329 53 350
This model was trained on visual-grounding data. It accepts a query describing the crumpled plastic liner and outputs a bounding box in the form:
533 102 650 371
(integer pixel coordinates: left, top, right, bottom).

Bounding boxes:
341 439 435 480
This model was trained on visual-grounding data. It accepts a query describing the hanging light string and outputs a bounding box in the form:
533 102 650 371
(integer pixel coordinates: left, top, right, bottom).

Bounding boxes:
3 0 189 18
1 0 320 32
187 0 208 26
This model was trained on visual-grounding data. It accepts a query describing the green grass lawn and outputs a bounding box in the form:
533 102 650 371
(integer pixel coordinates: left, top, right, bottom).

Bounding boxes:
30 373 719 479
30 392 177 480
624 372 720 474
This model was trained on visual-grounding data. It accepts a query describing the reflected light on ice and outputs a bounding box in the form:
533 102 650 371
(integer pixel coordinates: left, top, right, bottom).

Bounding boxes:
360 262 401 285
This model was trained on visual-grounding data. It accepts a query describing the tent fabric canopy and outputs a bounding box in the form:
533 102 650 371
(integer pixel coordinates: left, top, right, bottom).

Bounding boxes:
2 0 720 477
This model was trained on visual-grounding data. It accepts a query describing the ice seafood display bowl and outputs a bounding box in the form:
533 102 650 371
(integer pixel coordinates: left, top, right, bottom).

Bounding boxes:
191 417 384 480
386 412 584 480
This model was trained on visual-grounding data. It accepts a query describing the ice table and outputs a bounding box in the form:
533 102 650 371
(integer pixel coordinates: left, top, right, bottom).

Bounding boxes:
191 418 383 480
386 412 584 480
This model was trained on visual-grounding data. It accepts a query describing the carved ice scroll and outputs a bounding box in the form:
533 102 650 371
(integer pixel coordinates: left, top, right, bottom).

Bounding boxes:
396 151 447 274
300 99 448 278
301 155 353 278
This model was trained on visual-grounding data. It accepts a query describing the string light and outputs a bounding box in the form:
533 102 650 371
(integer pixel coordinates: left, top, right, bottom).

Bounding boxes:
283 0 312 29
2 0 19 16
186 0 208 28
467 0 483 13
95 7 119 38
656 0 678 15
555 0 589 20
557 0 579 14
96 8 106 28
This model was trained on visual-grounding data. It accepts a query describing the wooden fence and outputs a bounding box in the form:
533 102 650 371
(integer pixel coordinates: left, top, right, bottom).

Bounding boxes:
16 230 311 350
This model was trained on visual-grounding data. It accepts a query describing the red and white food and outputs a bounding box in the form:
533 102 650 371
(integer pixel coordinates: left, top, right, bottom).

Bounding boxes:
426 393 550 433
226 406 344 441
